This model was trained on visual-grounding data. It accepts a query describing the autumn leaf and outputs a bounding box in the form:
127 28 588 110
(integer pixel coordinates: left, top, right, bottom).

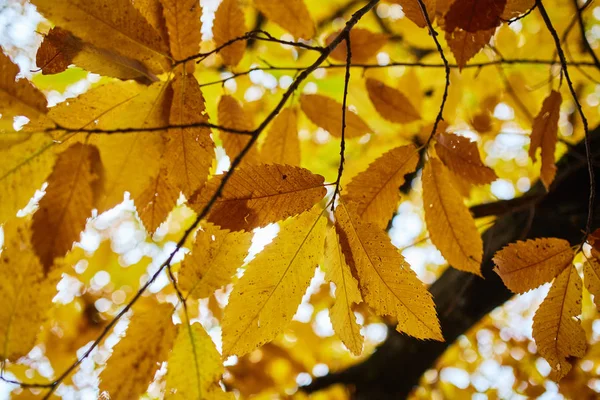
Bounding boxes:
300 94 371 138
189 164 326 231
493 238 574 294
32 143 103 269
422 158 483 275
384 0 436 28
502 0 535 19
99 301 177 400
434 132 497 185
324 228 364 356
584 252 600 310
179 224 252 299
343 144 419 228
444 0 507 33
335 202 442 340
261 108 301 166
135 169 179 233
213 0 247 66
327 28 388 63
532 266 586 379
529 90 562 189
365 78 421 124
254 0 315 39
222 207 327 357
217 95 260 164
161 0 202 62
445 28 495 69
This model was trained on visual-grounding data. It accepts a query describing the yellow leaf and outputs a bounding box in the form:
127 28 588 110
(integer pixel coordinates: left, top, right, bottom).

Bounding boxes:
217 95 260 164
384 0 436 28
213 0 247 66
254 0 315 39
31 143 103 269
31 0 171 74
300 94 371 139
36 27 156 83
161 0 202 62
583 252 600 310
532 266 586 379
133 0 170 44
261 108 301 166
189 164 326 231
422 158 482 275
326 28 388 63
343 144 419 228
165 323 224 399
334 202 442 340
164 71 214 197
365 78 421 124
529 90 562 189
0 221 60 361
493 238 574 294
0 51 48 121
222 207 327 357
180 224 252 299
99 301 177 400
324 228 364 356
434 132 497 185
445 28 494 69
135 169 179 233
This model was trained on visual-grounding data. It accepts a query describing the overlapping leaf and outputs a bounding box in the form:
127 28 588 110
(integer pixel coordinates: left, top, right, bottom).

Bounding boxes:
217 95 260 164
135 169 179 233
529 90 562 189
300 94 371 138
327 28 388 63
365 78 421 124
213 0 247 66
261 108 301 166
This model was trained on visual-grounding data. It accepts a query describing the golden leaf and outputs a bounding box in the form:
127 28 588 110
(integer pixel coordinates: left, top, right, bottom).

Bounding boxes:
446 28 495 69
327 28 388 63
583 252 600 310
164 71 214 197
189 164 326 231
434 132 497 185
0 221 60 361
384 0 436 28
179 224 252 299
161 0 202 62
261 108 301 166
217 95 260 164
254 0 315 39
31 0 171 74
529 90 562 189
365 78 421 124
324 228 364 356
493 238 573 293
343 144 419 228
300 94 371 138
334 202 442 340
31 143 103 269
502 0 534 19
532 266 586 379
0 52 48 121
99 301 177 400
135 169 179 233
213 0 247 66
222 207 327 357
422 158 482 275
165 323 225 399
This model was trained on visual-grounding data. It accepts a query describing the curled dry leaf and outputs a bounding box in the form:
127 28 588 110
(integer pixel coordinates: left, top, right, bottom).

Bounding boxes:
326 28 388 63
300 94 371 138
254 0 315 39
529 90 562 189
365 78 421 124
213 0 247 66
493 238 573 293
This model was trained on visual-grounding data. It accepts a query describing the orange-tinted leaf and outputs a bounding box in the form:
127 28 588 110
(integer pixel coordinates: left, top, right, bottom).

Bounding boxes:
446 28 494 69
343 144 419 228
435 132 497 185
584 252 600 310
384 0 436 28
422 159 482 275
213 0 246 66
327 28 387 63
444 0 507 33
493 238 573 293
217 95 260 164
365 78 421 124
135 169 179 233
0 52 48 121
300 94 371 138
254 0 315 39
189 164 326 231
529 90 562 189
261 108 301 166
161 0 202 62
502 0 535 19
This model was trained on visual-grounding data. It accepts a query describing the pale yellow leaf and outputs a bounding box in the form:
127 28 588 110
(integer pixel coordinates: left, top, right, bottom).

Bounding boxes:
213 0 246 66
189 164 326 231
161 0 202 62
422 158 482 275
164 71 214 197
529 90 562 189
261 108 301 166
165 323 224 399
31 0 171 74
254 0 315 39
0 221 60 361
324 228 364 356
31 143 103 269
583 252 600 310
180 224 252 299
327 28 388 63
532 266 586 379
365 78 421 124
135 169 179 234
434 132 497 185
384 0 436 28
222 207 327 356
334 202 442 340
343 144 419 228
300 94 371 139
493 238 573 294
217 95 260 164
99 301 177 400
445 28 495 69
